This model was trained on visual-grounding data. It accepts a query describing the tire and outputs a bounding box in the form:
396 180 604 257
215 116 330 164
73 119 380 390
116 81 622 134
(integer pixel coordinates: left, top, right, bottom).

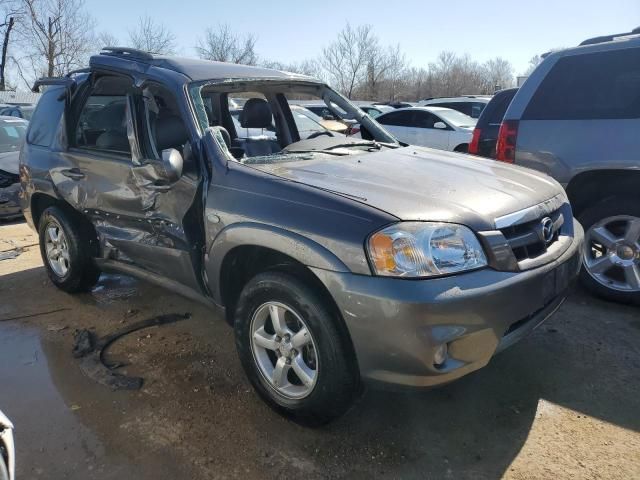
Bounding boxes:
234 271 359 425
0 454 8 480
38 206 101 293
578 197 640 305
454 144 469 153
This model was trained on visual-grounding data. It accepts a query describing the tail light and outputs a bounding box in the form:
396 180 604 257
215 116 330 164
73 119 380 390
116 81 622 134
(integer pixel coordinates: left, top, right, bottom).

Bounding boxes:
496 120 519 163
468 128 481 155
349 125 360 136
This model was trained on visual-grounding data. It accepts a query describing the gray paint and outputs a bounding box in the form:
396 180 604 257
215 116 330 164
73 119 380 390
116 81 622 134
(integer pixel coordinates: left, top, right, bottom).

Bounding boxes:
21 52 584 388
504 38 640 186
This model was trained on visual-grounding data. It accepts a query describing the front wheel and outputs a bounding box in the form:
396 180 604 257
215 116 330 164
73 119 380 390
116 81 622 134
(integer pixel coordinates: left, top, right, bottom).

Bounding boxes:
579 197 640 304
234 271 359 424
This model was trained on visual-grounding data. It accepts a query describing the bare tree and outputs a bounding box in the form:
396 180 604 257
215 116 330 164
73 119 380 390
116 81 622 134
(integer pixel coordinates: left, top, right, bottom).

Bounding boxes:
481 57 514 92
195 24 257 65
15 0 95 84
96 30 118 50
320 23 375 99
523 54 543 75
128 16 176 54
1 1 22 90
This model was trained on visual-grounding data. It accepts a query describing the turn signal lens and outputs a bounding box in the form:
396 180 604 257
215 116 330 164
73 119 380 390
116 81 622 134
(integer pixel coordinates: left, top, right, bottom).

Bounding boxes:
369 232 396 272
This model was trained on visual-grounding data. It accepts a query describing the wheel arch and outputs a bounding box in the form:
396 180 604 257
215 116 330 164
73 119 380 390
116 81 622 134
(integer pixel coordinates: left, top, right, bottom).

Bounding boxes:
206 222 350 306
215 243 361 378
566 169 640 216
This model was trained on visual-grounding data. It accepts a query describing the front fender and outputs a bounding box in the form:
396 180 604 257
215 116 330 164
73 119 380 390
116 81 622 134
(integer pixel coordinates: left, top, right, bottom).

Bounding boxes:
205 222 350 304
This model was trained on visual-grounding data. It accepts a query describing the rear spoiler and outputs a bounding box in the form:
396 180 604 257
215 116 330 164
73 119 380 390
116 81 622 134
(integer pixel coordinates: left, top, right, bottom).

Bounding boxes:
31 77 76 93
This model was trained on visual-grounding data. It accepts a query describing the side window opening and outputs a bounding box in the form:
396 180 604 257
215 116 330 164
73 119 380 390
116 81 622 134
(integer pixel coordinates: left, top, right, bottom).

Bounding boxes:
140 84 189 160
74 75 132 155
26 85 66 147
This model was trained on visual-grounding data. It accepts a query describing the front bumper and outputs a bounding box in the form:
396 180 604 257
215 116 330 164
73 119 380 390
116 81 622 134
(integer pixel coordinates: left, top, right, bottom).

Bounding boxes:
0 184 22 220
312 219 584 388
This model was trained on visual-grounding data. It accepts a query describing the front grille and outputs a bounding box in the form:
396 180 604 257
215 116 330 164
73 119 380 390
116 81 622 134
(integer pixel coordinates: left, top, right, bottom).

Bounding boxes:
499 209 564 262
0 169 19 188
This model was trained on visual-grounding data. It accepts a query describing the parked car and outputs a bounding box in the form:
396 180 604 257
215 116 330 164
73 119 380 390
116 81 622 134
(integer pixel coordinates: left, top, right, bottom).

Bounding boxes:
359 105 384 118
0 410 14 480
290 105 348 134
497 28 640 304
0 104 35 121
374 106 476 152
370 104 395 114
376 101 415 109
418 96 491 119
230 105 346 140
468 88 518 158
22 47 583 424
0 116 28 220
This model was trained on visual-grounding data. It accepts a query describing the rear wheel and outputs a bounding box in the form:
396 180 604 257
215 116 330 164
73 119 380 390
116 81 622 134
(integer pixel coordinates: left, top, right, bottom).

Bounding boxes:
454 143 469 153
579 197 640 304
38 206 101 293
0 453 8 480
234 271 359 424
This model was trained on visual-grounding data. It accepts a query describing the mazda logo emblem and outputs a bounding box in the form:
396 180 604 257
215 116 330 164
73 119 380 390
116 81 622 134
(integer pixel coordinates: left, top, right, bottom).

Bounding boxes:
541 217 554 244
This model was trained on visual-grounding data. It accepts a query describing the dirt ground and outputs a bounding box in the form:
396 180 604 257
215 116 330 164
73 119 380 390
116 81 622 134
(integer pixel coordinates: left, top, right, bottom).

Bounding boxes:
0 219 639 480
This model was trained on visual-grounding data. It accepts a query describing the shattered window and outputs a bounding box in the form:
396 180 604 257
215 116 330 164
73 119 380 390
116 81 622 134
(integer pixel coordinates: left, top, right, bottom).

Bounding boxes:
188 80 399 165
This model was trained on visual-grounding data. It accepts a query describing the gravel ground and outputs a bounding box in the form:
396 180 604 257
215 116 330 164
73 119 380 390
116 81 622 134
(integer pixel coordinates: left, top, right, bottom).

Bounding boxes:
0 220 639 480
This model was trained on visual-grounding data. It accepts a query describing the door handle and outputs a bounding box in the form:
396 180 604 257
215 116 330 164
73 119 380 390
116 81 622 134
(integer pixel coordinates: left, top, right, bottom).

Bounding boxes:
61 168 85 180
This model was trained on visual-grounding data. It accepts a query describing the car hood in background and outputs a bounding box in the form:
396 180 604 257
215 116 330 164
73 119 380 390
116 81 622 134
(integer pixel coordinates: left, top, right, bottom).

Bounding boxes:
0 151 20 174
255 146 563 230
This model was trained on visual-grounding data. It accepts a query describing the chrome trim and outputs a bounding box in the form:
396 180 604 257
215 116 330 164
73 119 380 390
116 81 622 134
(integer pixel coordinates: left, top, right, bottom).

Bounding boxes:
494 194 565 229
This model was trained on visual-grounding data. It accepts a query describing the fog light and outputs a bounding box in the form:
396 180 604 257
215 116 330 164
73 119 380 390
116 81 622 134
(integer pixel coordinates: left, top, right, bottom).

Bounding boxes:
434 343 448 367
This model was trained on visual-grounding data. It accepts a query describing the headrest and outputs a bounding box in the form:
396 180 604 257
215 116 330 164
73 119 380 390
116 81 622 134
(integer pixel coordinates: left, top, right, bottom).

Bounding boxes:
239 98 273 129
155 114 188 151
92 101 127 131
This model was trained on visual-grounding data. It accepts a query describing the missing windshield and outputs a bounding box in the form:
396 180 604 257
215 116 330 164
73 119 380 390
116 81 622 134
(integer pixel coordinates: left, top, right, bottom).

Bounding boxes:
189 80 398 165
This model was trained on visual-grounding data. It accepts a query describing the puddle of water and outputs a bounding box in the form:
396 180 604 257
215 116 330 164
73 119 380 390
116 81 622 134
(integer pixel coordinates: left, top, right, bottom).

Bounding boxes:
0 321 197 479
90 274 140 305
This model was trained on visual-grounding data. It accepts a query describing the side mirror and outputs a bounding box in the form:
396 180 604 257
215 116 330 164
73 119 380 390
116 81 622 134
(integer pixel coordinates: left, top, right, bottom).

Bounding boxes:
160 148 183 182
434 121 447 130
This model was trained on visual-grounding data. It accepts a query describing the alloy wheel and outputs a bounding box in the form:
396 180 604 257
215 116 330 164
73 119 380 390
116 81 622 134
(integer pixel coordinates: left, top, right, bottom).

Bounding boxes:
250 301 319 399
583 215 640 292
44 220 70 278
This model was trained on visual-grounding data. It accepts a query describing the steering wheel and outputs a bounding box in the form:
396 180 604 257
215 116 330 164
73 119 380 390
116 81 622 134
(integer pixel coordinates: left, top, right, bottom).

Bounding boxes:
307 130 334 139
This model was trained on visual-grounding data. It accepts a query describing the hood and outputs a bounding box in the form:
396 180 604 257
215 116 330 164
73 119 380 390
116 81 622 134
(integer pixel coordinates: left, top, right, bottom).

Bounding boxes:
255 146 563 230
0 151 19 174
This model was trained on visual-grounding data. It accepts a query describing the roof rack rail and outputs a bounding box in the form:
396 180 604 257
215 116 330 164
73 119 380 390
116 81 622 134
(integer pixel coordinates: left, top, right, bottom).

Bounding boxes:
65 68 90 78
580 26 640 46
100 47 154 61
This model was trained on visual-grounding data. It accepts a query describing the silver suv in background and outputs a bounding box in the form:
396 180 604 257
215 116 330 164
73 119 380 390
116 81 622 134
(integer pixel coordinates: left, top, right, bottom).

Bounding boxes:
497 28 640 304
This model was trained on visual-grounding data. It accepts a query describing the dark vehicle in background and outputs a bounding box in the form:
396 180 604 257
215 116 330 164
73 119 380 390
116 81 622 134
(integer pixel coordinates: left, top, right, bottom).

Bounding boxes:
497 28 640 304
21 48 582 423
0 105 35 121
419 96 491 118
468 88 518 158
0 117 28 220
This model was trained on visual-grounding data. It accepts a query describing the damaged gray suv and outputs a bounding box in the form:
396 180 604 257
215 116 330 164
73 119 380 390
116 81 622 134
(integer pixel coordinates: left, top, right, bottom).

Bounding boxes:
21 48 583 423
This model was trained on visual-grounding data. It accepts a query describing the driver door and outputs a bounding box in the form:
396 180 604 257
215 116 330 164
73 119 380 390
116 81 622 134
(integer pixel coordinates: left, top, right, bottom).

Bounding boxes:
60 73 204 291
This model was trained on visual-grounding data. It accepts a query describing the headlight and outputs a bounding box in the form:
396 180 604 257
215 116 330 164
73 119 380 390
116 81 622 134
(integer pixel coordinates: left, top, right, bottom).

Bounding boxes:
367 222 487 277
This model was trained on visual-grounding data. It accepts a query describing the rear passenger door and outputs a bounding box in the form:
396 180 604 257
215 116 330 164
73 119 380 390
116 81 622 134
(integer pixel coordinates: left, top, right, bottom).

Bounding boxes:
62 73 204 291
376 111 416 143
413 111 450 150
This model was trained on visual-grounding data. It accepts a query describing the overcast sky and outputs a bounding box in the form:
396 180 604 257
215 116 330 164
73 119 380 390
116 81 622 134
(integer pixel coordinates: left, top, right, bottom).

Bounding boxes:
88 0 639 74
